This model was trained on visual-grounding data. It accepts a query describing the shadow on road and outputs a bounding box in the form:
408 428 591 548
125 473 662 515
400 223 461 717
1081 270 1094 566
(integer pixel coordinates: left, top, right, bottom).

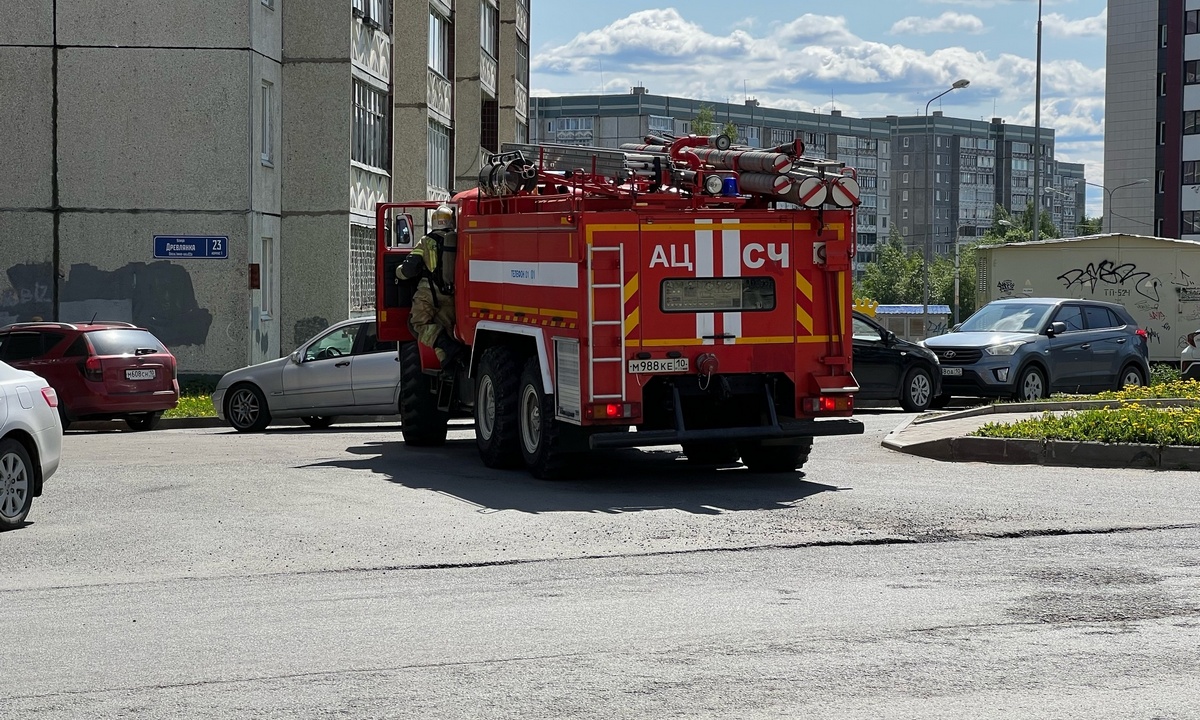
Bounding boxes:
303 438 843 515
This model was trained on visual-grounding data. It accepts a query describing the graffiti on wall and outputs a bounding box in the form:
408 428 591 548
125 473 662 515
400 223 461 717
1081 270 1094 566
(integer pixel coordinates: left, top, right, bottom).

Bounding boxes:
2 261 212 346
1056 260 1159 303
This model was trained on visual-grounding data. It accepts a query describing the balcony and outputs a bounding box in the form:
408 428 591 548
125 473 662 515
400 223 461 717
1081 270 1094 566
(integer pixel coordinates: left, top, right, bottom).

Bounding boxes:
351 18 390 81
516 2 529 40
427 69 451 123
515 81 527 122
351 163 389 216
480 49 497 98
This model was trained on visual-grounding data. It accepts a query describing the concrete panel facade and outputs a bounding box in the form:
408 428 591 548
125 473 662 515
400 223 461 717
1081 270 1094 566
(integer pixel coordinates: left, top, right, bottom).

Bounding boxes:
0 213 54 328
0 0 52 45
0 48 53 208
279 215 351 351
58 0 248 47
1104 0 1160 235
57 48 250 210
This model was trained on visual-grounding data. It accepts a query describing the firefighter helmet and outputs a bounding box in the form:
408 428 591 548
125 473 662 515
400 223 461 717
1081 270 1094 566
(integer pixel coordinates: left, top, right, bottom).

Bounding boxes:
430 204 455 231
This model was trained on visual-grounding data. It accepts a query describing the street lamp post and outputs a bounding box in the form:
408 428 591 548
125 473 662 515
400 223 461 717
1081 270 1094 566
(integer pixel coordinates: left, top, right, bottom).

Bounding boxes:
922 78 971 333
1085 179 1150 233
1032 0 1044 244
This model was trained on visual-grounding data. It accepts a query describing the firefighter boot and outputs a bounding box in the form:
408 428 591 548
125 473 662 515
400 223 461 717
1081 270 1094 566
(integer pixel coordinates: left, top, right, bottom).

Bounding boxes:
435 335 468 370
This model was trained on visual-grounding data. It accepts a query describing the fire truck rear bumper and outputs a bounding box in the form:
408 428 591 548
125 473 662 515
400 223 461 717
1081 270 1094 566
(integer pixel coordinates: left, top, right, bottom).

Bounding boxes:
587 418 865 450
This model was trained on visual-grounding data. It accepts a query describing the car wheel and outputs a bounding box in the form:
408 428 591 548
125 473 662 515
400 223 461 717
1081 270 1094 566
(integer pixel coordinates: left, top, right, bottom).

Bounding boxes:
474 346 522 469
0 438 34 530
125 411 163 432
225 383 272 432
398 342 449 446
1014 365 1047 402
738 438 813 473
301 416 336 429
1117 364 1146 390
899 366 934 412
517 357 577 479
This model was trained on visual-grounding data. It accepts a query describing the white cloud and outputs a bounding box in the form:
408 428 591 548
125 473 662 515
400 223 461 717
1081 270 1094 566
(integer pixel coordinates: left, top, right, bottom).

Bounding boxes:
1044 8 1106 38
890 12 986 35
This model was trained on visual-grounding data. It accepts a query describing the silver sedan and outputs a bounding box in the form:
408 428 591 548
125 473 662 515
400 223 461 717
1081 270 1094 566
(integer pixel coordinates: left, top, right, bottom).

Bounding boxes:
212 318 400 432
1 360 62 530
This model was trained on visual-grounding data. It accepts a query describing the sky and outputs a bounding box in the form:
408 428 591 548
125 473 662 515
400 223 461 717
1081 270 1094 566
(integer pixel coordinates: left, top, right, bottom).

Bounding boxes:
530 0 1109 216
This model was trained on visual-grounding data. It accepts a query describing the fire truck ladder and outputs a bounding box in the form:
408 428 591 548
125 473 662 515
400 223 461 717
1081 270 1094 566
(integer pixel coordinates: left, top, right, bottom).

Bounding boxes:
587 243 626 404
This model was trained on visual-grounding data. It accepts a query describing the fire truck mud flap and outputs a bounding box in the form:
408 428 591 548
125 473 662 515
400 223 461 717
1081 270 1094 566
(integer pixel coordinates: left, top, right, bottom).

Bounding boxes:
587 419 864 450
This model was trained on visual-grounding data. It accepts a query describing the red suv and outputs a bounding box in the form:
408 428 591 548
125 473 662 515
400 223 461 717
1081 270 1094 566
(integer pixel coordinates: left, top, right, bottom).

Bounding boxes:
0 322 179 431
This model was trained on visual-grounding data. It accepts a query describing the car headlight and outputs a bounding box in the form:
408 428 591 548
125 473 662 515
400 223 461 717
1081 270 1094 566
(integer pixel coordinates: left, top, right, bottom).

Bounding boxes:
985 341 1026 356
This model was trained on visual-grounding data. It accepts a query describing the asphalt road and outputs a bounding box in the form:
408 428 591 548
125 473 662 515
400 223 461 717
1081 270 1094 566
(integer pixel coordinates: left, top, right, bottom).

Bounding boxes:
3 412 1199 718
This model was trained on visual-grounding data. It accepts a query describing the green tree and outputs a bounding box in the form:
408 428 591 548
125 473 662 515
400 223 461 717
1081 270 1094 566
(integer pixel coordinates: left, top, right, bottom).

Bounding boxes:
858 227 924 304
691 105 715 136
1076 214 1102 235
721 120 739 142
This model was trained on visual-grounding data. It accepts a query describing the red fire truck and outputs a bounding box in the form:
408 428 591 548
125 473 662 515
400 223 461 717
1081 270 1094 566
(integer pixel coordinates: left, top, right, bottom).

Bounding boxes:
375 134 863 478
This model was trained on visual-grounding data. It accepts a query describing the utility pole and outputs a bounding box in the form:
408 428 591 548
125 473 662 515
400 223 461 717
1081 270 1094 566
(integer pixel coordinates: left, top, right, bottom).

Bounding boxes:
1031 0 1043 244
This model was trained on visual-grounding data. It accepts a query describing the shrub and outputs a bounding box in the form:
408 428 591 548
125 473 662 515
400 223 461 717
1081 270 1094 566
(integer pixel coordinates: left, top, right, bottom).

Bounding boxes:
973 404 1200 446
1095 379 1200 401
1150 363 1181 386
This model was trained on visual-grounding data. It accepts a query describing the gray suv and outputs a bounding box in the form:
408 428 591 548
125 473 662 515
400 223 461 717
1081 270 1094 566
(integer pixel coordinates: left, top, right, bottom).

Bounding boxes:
923 297 1150 403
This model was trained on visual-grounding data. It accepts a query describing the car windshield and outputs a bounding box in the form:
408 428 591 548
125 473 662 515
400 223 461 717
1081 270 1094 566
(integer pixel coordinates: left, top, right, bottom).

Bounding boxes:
957 302 1053 334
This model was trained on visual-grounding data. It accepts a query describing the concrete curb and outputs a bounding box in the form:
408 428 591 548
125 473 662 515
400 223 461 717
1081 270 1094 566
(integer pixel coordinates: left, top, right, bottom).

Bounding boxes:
884 399 1200 471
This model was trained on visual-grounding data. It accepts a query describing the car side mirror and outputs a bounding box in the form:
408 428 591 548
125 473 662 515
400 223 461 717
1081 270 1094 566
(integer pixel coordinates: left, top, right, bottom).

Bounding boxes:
290 350 301 364
885 330 898 344
1047 321 1067 337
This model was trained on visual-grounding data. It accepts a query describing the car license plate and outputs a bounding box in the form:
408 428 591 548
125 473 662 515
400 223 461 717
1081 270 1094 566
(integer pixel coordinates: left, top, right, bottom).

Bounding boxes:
628 358 689 374
941 367 962 376
126 368 157 381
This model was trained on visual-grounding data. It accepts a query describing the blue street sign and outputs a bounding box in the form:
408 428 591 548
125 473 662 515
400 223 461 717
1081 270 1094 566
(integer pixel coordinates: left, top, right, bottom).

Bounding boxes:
153 236 229 259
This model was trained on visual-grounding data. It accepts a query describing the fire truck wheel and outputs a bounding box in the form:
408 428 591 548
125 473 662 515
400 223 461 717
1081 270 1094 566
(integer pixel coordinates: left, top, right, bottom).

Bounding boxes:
399 342 449 446
681 441 739 465
474 346 523 468
738 438 813 474
899 366 934 412
518 357 576 479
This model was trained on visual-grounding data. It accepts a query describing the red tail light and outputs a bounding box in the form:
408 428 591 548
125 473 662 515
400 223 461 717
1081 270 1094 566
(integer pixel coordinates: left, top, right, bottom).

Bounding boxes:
40 386 58 408
804 395 854 414
84 355 103 382
1136 328 1149 340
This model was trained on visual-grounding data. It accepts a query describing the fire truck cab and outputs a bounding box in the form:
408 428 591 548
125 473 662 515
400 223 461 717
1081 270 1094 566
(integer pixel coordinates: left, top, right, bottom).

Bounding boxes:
376 135 863 478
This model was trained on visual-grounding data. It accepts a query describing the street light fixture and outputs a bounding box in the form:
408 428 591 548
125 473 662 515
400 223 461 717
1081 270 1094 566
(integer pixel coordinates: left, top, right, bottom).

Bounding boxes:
922 78 971 333
1084 179 1150 233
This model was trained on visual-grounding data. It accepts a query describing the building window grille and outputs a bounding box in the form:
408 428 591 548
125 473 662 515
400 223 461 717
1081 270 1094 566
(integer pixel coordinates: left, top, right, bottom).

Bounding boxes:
353 80 388 170
428 11 450 77
428 119 451 191
349 224 376 312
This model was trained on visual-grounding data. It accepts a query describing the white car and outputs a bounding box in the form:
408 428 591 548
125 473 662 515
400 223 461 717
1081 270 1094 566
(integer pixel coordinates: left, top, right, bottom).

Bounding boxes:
212 318 400 432
1184 329 1199 381
1 360 62 530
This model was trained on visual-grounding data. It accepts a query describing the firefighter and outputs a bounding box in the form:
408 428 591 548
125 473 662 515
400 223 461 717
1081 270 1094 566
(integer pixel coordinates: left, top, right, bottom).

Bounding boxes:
396 204 467 368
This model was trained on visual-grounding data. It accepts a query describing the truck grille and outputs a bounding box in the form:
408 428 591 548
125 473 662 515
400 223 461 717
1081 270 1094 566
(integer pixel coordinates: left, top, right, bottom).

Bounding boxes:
934 348 983 364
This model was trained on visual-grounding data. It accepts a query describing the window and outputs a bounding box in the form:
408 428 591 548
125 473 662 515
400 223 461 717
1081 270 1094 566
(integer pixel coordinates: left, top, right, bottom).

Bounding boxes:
428 118 451 191
515 39 529 87
1184 211 1200 234
1084 305 1117 330
353 0 385 25
480 1 498 58
515 119 528 144
353 80 388 170
260 236 274 317
1186 110 1200 136
260 81 273 165
902 172 910 183
1188 10 1200 34
902 208 909 219
1161 73 1168 96
1184 160 1200 185
1012 142 1031 154
902 136 910 148
1188 61 1200 85
936 137 942 148
649 115 673 132
1053 305 1084 332
305 324 361 362
349 225 375 312
428 11 450 76
903 155 910 166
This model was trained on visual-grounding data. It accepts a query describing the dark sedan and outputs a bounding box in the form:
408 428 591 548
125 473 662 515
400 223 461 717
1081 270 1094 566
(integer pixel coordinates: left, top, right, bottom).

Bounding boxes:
852 311 942 412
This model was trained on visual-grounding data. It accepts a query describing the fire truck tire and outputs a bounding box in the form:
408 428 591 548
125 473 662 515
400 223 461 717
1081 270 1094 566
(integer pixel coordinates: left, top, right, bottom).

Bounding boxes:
474 346 523 468
399 342 449 447
681 441 739 465
517 357 576 479
738 438 813 473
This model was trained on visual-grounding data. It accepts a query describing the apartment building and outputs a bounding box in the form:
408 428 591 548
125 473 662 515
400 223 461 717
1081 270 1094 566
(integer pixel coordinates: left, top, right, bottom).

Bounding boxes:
531 91 894 277
0 0 529 377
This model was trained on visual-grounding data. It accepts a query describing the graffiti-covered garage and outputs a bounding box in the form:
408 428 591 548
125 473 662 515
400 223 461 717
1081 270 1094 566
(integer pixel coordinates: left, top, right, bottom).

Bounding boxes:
975 233 1200 362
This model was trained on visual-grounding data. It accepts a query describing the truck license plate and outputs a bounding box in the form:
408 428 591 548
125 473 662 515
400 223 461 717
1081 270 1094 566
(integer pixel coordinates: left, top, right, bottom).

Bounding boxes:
126 368 157 381
941 367 962 376
628 358 689 374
